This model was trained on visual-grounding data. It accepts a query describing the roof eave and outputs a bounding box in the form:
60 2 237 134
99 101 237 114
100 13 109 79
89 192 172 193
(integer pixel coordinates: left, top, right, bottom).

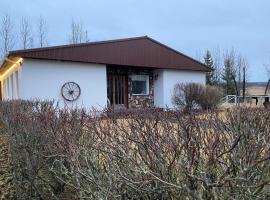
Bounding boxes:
10 56 211 72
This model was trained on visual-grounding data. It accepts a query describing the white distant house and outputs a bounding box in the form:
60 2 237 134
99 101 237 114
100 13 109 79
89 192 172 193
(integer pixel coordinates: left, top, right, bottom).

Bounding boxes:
0 36 209 109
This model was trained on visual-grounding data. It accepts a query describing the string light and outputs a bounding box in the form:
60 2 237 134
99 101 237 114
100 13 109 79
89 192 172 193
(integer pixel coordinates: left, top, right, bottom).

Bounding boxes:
0 58 23 80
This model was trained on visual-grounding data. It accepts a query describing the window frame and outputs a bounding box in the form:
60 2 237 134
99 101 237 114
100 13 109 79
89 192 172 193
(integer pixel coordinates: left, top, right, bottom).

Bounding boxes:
130 75 149 96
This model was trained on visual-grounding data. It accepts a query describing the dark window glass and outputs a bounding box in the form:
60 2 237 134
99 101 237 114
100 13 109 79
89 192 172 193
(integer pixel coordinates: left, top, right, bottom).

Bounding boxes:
132 80 146 94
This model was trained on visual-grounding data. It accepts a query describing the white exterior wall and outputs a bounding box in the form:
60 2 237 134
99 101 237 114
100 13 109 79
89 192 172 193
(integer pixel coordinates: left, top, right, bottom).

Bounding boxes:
153 69 164 107
2 58 206 110
20 59 107 109
154 69 206 108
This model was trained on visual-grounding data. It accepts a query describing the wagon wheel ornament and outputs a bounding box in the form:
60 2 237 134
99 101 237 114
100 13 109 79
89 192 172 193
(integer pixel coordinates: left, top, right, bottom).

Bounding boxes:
61 81 81 101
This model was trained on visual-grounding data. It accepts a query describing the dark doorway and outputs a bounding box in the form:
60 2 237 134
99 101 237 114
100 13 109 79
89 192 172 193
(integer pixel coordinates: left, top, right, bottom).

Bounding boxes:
108 74 128 109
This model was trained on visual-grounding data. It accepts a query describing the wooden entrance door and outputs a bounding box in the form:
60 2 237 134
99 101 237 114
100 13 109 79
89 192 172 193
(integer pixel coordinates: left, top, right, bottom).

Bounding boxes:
108 75 128 109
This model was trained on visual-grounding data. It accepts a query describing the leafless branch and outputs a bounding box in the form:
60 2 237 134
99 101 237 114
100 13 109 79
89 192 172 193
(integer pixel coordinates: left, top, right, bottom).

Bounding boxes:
20 17 33 49
37 16 48 47
0 14 15 57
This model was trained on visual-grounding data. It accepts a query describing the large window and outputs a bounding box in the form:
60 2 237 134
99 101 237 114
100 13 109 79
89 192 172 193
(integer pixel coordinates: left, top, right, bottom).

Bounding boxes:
131 75 149 95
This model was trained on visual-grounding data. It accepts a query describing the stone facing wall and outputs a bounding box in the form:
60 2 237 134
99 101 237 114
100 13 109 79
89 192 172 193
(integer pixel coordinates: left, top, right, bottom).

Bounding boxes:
128 72 154 109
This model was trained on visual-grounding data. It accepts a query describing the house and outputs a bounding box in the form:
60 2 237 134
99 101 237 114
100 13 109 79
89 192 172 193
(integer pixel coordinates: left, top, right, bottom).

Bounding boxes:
0 36 210 109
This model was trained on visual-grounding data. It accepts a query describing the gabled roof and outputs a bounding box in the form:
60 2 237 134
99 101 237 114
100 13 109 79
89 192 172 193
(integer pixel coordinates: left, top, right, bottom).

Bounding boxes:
8 36 210 72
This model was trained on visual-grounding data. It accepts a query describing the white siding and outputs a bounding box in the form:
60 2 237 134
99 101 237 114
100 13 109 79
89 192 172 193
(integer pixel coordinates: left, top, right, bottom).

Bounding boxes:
153 69 164 107
1 62 21 100
154 69 206 108
8 76 12 99
20 59 107 109
14 71 19 99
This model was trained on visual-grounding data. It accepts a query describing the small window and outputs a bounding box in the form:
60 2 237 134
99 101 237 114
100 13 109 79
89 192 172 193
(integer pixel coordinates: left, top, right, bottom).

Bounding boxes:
131 75 149 95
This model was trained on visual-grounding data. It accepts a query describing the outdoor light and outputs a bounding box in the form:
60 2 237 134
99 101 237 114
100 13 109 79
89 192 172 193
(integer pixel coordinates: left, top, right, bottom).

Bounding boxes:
0 58 23 80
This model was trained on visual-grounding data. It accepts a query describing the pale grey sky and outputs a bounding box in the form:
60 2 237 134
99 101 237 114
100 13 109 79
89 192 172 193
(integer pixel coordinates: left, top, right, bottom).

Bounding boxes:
1 0 269 81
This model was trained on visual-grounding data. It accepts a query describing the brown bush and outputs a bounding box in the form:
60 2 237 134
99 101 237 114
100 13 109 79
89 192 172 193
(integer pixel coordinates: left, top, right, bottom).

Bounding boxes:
172 83 223 111
0 101 270 199
197 85 224 110
172 83 204 110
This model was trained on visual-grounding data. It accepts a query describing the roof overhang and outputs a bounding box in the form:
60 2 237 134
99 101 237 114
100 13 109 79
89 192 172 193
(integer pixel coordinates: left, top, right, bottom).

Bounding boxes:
7 36 211 72
0 56 23 80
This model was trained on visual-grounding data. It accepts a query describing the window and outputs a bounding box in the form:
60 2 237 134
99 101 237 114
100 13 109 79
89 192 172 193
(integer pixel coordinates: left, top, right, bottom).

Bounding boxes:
131 75 149 95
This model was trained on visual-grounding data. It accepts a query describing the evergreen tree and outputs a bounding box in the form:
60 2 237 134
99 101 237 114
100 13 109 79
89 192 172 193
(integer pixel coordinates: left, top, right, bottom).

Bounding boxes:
204 50 215 85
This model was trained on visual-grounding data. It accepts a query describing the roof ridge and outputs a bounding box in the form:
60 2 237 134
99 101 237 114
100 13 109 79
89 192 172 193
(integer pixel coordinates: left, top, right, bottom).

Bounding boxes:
9 36 149 54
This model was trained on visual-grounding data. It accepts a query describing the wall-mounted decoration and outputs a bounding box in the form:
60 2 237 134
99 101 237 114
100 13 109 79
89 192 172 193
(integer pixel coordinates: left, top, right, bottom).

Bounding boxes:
61 81 81 101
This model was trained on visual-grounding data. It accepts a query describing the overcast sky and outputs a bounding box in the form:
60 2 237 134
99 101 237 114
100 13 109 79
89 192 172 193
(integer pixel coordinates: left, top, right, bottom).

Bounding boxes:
1 0 269 81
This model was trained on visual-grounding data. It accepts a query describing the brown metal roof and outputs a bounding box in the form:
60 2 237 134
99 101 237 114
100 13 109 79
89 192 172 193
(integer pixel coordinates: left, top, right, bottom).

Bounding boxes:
8 36 210 72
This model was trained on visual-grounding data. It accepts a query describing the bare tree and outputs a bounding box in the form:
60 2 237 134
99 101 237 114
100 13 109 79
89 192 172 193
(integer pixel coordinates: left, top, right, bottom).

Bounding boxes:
69 19 89 44
0 14 15 58
242 61 247 98
237 55 248 98
264 62 270 95
222 49 248 97
37 16 47 47
223 49 238 95
212 47 223 85
20 17 33 49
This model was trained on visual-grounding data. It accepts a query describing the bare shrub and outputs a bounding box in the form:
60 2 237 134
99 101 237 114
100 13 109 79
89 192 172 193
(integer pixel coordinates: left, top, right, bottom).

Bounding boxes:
1 101 270 199
197 85 224 110
0 101 66 199
172 83 204 110
172 83 223 111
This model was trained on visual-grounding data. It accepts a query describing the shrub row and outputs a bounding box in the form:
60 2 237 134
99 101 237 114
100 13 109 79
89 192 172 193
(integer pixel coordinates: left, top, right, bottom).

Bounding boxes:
0 101 270 199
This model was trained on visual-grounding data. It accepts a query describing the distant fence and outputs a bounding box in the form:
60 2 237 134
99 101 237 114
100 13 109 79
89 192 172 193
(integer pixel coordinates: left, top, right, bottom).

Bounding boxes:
221 95 270 106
